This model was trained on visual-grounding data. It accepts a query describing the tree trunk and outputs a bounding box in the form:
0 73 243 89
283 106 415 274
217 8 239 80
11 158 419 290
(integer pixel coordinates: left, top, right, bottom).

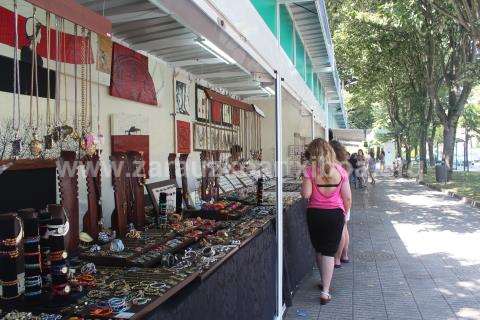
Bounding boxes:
443 122 456 180
427 124 436 166
419 132 428 180
395 135 402 159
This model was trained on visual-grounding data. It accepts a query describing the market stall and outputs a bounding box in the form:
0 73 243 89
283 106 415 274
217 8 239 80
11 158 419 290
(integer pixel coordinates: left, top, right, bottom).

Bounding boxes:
0 1 317 319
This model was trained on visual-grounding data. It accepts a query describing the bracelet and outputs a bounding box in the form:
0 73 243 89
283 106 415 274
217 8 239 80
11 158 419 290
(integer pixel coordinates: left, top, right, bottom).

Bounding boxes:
80 262 97 274
0 249 19 259
1 216 24 246
25 236 40 244
87 289 109 299
25 275 42 287
108 297 127 312
0 279 18 286
25 289 42 297
24 251 41 257
25 263 41 270
132 297 151 305
89 307 113 317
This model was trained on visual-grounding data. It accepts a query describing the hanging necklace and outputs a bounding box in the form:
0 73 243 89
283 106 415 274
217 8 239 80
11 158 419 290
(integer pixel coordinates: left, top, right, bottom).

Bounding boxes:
72 24 80 141
81 30 97 156
44 11 53 149
28 7 42 158
11 0 21 156
60 18 73 138
52 15 60 142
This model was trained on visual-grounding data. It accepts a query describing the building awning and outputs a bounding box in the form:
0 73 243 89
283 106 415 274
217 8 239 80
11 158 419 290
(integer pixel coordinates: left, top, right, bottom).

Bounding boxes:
203 88 254 112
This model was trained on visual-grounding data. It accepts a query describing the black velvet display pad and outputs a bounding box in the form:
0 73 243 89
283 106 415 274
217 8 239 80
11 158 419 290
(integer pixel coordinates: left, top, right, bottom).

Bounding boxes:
147 222 277 320
0 55 56 98
0 213 22 300
0 168 57 214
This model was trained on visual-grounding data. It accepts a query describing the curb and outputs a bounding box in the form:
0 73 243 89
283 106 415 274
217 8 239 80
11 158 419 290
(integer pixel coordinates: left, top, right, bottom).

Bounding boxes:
418 181 480 209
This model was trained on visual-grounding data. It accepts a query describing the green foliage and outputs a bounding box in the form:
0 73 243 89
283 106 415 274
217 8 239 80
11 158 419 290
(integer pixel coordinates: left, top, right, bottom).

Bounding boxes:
461 104 480 136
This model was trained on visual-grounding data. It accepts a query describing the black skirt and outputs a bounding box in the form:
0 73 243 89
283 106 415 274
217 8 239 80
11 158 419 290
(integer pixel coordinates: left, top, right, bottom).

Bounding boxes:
306 208 345 256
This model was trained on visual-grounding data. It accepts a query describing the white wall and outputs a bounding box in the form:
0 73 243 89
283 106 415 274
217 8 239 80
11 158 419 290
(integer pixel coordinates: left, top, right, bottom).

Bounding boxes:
0 3 225 227
249 89 313 176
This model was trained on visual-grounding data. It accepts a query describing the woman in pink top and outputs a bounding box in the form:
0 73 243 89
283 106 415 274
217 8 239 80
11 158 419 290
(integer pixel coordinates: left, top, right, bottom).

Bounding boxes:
302 138 352 305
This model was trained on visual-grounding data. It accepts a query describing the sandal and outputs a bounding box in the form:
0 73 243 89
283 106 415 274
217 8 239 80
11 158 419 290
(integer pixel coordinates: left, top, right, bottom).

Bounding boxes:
320 291 332 305
340 258 350 264
334 264 342 269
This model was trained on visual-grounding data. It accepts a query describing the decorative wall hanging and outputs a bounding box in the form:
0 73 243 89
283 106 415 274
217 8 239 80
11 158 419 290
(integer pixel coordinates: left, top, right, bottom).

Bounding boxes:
193 122 208 151
176 120 191 154
196 85 209 121
232 108 240 126
175 80 189 115
222 104 232 125
110 43 157 106
96 34 112 74
211 100 222 124
0 7 94 64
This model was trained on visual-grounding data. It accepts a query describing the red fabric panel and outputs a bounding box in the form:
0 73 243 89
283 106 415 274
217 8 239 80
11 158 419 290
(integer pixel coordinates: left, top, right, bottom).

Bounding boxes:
0 7 94 64
211 100 223 124
110 43 158 106
177 120 191 154
111 135 150 179
0 7 28 48
232 108 240 126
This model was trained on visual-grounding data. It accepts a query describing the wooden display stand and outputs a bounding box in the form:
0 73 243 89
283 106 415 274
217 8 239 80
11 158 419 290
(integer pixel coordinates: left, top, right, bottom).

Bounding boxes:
179 153 190 208
126 151 146 228
57 151 79 254
110 152 128 237
82 152 102 239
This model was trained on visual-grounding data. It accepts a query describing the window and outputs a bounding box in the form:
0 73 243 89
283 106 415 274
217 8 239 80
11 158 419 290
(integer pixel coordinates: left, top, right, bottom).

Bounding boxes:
250 0 277 36
306 56 313 90
295 32 305 79
279 5 294 61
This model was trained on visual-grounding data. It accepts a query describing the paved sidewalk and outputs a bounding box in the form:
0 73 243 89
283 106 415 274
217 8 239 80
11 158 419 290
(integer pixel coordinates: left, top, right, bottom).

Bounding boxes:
285 176 480 320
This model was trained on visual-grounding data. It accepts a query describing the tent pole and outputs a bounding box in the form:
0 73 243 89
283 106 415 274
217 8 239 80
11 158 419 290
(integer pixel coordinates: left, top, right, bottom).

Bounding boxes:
274 71 284 320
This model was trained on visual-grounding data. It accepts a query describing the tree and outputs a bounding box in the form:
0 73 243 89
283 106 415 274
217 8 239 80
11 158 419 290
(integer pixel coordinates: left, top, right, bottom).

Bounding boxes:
421 0 479 178
461 104 480 136
326 0 435 175
430 0 480 41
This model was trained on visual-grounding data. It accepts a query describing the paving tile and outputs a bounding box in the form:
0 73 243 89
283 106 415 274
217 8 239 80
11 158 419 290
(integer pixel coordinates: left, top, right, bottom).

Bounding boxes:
285 176 480 320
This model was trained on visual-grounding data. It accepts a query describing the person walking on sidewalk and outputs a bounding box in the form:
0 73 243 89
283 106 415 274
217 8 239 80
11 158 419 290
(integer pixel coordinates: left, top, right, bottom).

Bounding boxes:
368 149 376 185
355 149 367 188
330 140 352 269
302 138 352 305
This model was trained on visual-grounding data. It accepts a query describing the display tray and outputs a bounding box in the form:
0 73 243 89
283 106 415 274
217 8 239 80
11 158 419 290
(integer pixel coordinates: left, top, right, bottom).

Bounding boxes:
82 267 200 320
79 228 176 267
283 182 302 192
183 204 252 221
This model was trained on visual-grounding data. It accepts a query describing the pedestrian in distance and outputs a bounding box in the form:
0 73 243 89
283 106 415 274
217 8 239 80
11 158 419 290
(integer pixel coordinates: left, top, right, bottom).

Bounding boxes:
368 149 376 185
